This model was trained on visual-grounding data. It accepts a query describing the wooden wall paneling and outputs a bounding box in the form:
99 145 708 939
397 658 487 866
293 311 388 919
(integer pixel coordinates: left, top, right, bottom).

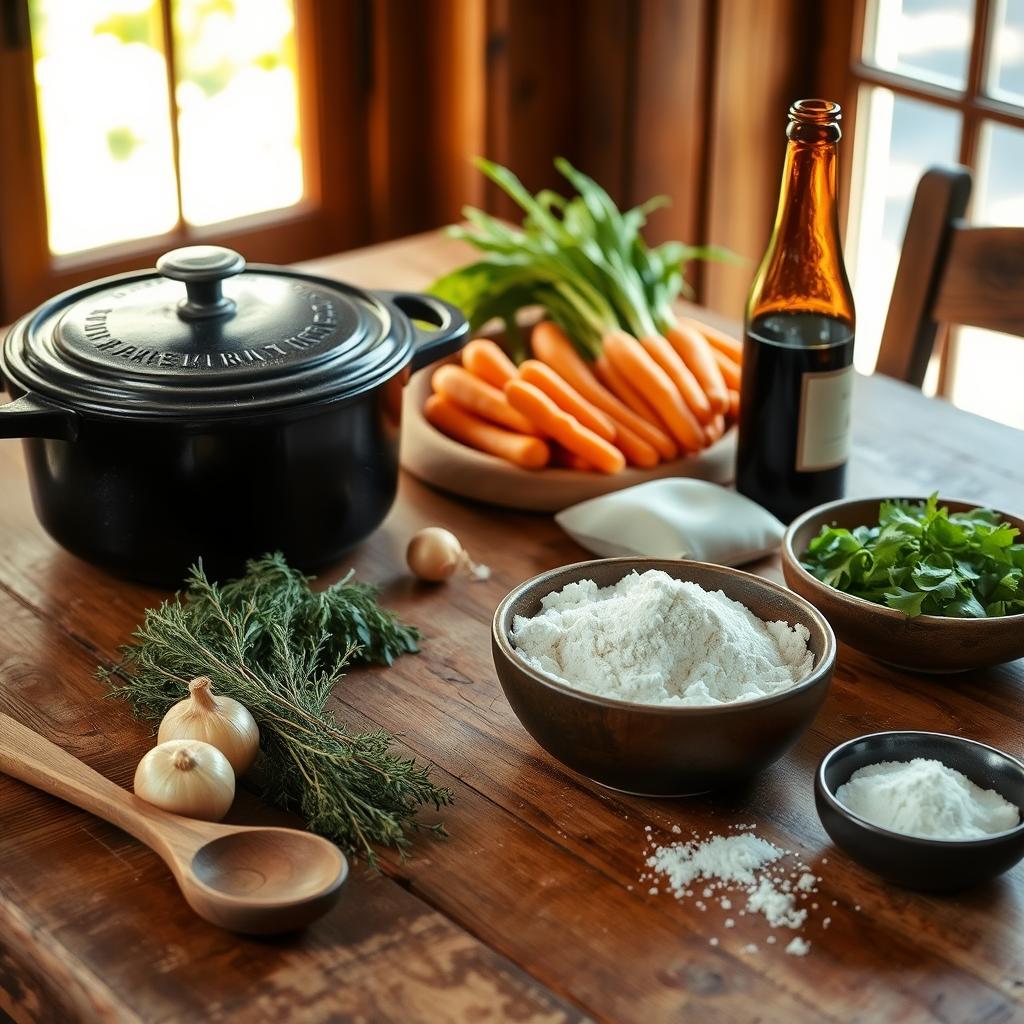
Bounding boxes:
301 0 373 252
367 1 436 239
367 0 487 237
702 0 817 320
0 0 52 322
628 0 712 295
483 0 580 219
572 0 638 201
427 0 488 223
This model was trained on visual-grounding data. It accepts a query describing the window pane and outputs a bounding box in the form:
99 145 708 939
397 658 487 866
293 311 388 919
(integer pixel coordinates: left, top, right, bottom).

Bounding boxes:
847 88 961 373
172 0 304 227
988 0 1024 105
949 122 1024 429
27 0 179 255
863 0 975 89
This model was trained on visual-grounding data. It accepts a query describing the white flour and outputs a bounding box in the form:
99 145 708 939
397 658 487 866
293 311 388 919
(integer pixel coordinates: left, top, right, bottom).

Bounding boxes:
511 570 813 706
835 758 1020 840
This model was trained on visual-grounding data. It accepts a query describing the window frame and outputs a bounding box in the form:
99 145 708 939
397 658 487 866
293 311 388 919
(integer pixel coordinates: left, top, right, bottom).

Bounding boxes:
829 0 1024 394
0 0 368 322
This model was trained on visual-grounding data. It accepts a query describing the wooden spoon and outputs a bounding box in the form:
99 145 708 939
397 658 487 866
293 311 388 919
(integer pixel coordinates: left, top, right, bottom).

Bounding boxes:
0 712 348 935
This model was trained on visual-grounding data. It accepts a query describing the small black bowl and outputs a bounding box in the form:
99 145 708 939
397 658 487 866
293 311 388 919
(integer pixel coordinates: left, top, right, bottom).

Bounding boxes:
816 731 1024 892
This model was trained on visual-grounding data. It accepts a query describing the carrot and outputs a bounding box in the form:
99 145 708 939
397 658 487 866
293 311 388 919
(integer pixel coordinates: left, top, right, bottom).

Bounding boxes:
530 321 672 463
662 322 729 415
601 416 660 467
638 333 714 423
593 354 678 461
704 413 726 445
551 445 595 472
462 338 518 388
519 359 617 443
602 331 706 452
680 316 743 363
712 348 742 391
727 389 740 420
505 379 625 475
432 364 536 435
424 394 549 469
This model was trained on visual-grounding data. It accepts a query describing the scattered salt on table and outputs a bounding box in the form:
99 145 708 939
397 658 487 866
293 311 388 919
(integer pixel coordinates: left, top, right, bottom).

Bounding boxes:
642 825 828 956
646 833 783 889
795 872 816 892
746 877 806 929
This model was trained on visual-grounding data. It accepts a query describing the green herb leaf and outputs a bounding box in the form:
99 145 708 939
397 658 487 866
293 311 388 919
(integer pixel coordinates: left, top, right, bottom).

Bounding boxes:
802 494 1024 618
102 554 448 865
428 157 733 359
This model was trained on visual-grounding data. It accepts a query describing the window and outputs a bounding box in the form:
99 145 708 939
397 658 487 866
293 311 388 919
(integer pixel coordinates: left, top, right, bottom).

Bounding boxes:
29 0 304 256
0 0 361 322
844 0 1024 429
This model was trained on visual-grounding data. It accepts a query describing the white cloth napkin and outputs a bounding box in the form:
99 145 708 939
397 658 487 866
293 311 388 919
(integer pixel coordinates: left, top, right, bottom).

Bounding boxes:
555 479 785 567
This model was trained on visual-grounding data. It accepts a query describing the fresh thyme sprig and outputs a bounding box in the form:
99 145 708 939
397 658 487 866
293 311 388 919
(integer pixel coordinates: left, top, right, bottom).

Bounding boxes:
101 555 451 865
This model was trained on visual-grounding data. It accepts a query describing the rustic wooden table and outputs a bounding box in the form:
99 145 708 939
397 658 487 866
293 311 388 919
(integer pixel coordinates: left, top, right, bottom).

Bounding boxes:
2 231 1023 1024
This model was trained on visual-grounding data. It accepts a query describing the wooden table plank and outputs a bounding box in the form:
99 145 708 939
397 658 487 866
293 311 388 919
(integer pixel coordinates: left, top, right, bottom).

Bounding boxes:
0 229 1022 1023
0 571 584 1024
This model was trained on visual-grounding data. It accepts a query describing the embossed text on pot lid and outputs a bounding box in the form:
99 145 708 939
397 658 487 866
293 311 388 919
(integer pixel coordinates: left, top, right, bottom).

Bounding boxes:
3 246 416 419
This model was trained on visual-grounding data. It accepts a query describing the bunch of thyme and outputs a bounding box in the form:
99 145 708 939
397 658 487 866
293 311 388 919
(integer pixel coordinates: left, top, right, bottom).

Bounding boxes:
102 554 451 864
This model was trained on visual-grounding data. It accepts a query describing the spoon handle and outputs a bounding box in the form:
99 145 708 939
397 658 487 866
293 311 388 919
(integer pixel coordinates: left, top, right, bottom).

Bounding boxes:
0 711 164 847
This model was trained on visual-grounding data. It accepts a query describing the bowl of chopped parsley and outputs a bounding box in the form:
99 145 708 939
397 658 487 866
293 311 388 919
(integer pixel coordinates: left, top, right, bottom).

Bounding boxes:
782 495 1024 672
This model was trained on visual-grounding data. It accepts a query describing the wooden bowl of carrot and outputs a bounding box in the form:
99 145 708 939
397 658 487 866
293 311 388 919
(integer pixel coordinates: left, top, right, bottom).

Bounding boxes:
400 316 742 512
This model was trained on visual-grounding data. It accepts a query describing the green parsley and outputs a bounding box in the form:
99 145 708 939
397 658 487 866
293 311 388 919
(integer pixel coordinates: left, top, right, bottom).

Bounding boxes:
801 494 1024 618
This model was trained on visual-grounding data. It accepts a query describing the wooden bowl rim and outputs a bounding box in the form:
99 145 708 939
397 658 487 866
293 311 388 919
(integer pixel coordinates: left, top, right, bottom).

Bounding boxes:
817 730 1024 846
782 495 1024 629
492 556 836 716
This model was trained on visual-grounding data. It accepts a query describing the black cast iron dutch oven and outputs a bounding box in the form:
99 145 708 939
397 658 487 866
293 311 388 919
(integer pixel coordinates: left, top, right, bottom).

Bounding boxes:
0 245 468 585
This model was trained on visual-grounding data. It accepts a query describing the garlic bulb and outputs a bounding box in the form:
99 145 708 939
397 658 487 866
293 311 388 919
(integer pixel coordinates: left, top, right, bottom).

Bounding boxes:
407 527 490 583
158 676 259 775
133 740 235 821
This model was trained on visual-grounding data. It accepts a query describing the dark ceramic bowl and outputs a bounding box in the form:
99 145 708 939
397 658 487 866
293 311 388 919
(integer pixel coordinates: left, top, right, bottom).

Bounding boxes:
782 496 1024 672
492 558 836 796
816 731 1024 891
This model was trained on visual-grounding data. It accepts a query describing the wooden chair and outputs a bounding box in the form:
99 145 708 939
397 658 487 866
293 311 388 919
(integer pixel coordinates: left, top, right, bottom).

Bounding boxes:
876 166 1024 388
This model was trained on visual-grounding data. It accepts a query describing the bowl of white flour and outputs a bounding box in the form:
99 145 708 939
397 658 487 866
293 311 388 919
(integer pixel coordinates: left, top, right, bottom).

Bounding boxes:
817 731 1024 890
492 558 836 795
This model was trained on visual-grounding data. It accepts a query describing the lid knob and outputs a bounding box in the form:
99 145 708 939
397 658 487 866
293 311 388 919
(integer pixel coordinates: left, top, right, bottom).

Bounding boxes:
156 245 246 321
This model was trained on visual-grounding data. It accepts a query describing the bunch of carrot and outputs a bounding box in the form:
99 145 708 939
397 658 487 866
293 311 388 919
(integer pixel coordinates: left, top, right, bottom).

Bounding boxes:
428 157 743 473
424 316 743 473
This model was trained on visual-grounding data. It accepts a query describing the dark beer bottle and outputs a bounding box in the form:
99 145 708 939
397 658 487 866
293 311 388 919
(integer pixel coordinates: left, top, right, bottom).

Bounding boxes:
736 99 856 523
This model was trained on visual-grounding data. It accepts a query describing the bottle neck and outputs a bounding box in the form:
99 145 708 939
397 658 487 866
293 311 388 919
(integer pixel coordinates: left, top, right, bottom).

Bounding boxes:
747 136 855 327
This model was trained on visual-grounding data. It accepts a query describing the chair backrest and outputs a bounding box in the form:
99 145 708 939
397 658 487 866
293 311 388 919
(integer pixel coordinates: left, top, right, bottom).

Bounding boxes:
876 166 1024 387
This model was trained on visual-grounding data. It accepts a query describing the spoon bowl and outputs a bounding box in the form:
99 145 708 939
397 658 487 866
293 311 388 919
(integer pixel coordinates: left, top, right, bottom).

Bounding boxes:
0 712 349 935
185 827 348 933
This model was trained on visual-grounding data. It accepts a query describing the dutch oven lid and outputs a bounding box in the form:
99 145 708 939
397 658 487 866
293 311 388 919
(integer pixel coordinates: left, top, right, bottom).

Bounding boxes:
3 245 462 420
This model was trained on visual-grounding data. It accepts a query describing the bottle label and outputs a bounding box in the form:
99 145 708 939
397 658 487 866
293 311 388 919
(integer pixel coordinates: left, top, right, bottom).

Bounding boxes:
796 365 853 471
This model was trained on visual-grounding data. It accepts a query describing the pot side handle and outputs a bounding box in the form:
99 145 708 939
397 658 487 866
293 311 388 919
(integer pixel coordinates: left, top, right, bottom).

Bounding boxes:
0 394 79 441
378 292 469 372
